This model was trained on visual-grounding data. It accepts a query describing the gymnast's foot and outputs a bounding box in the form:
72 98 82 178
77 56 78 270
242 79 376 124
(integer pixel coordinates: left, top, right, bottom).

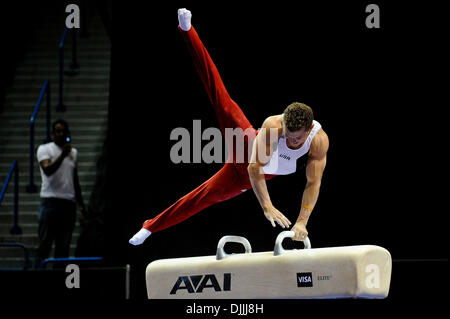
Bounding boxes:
129 228 152 245
178 8 192 31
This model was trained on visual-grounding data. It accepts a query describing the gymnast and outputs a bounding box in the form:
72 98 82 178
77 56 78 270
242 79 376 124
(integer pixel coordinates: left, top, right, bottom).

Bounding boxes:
129 8 329 245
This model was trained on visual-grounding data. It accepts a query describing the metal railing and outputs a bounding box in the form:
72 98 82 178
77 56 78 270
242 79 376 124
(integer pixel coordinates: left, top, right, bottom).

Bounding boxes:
0 160 21 235
0 243 30 270
57 27 79 112
26 80 51 193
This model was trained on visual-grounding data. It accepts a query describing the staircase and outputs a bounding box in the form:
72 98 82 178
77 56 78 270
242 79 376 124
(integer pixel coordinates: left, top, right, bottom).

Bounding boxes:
0 5 110 269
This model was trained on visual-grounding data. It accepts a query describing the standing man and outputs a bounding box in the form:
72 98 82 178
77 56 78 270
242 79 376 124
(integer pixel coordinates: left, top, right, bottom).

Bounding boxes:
35 119 86 268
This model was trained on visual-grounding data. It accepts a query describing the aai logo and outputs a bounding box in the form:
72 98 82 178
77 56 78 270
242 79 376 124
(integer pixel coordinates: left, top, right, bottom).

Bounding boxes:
297 272 313 287
170 273 231 294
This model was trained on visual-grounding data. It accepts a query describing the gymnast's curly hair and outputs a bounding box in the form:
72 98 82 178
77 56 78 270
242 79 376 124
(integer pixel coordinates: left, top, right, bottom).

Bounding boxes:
283 102 314 132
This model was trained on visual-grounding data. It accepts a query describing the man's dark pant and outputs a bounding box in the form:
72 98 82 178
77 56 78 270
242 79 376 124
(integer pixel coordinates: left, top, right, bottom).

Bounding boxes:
35 198 76 268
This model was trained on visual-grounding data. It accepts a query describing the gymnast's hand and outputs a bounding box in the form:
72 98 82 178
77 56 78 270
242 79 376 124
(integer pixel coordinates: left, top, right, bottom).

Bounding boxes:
263 205 292 229
291 222 308 241
178 8 192 31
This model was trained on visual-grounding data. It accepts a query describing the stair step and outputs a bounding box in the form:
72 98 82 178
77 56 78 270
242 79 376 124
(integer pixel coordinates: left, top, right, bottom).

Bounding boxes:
14 74 110 82
0 137 106 147
0 209 94 223
0 245 80 269
0 203 93 214
0 199 91 210
0 154 103 163
0 232 80 245
0 179 96 188
0 164 98 172
12 79 110 88
1 174 97 191
0 120 108 128
20 58 110 68
0 119 106 127
13 70 111 81
0 165 100 176
0 177 97 191
27 43 111 51
0 161 99 170
19 49 111 59
0 188 93 200
9 82 109 90
0 243 78 258
0 135 106 144
0 161 102 170
33 28 108 38
0 122 107 132
0 125 106 134
0 164 100 174
0 222 81 236
1 138 103 146
0 124 107 142
0 160 98 169
33 36 110 45
0 164 98 173
0 214 37 224
6 92 110 103
0 112 108 121
1 153 101 163
0 204 38 212
0 192 95 207
2 100 108 109
0 210 92 221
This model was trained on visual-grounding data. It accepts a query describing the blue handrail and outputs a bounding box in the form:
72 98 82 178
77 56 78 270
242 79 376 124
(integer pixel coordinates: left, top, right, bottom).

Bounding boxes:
40 257 103 269
26 80 51 193
0 243 30 270
0 160 21 235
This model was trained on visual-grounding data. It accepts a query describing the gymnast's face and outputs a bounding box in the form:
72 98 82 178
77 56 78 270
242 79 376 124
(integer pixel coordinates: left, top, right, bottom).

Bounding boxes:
285 127 311 148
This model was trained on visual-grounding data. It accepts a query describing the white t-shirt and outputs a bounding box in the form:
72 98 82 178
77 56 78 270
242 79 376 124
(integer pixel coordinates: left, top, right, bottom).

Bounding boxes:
36 142 78 201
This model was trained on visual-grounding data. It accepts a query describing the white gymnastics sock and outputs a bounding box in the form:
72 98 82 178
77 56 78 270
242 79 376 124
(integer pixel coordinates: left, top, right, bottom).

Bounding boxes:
178 8 192 31
129 228 152 245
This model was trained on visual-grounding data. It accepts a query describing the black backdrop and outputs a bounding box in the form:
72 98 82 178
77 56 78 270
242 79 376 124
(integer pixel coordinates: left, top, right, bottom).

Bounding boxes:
106 1 447 300
0 0 447 310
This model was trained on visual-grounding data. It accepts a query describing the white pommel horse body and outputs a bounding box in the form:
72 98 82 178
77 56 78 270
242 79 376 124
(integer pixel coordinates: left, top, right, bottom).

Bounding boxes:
145 231 392 299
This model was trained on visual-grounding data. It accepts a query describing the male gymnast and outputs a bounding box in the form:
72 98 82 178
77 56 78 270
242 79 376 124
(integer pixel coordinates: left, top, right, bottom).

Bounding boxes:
129 8 329 245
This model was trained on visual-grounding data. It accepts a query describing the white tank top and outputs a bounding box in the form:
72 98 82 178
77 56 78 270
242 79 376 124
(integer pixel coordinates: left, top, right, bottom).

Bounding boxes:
262 119 322 175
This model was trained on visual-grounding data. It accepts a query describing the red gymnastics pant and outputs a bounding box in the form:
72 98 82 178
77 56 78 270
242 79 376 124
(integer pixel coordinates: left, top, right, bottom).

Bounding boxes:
142 26 276 233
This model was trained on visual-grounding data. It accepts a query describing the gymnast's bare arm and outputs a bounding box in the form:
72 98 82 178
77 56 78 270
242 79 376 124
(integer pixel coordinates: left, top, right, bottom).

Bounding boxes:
248 116 292 229
291 129 328 241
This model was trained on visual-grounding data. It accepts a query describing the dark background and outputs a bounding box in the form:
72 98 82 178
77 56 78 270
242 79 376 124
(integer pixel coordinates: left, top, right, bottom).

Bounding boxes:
108 1 447 300
0 0 447 308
